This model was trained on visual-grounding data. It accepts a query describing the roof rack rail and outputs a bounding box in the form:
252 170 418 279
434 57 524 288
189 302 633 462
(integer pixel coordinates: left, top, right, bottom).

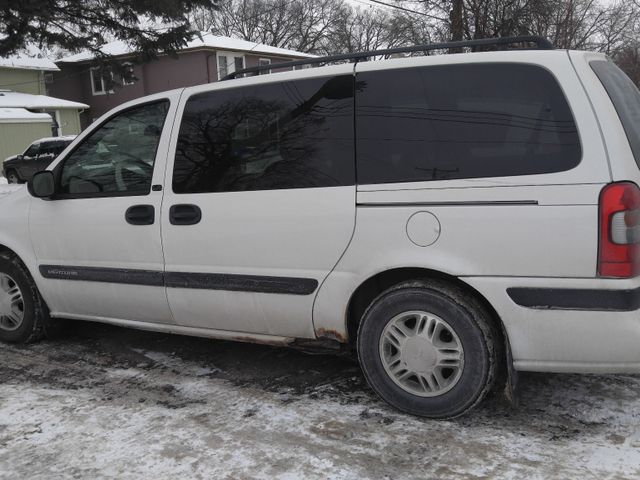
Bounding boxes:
222 35 553 81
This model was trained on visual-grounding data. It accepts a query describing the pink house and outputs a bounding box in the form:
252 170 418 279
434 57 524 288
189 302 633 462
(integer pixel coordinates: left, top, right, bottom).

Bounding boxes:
49 33 313 129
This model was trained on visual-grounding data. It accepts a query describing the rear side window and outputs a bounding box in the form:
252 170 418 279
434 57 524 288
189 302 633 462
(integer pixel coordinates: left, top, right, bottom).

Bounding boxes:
39 141 67 157
173 75 354 194
590 60 640 169
356 63 581 184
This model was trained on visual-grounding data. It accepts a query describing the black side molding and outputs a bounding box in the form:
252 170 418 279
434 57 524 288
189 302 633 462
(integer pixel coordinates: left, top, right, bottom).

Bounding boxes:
165 272 318 295
39 265 318 296
507 286 640 312
39 265 164 287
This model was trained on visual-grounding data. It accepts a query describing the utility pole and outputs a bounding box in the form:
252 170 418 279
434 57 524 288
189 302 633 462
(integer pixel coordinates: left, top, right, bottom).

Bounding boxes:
450 0 463 41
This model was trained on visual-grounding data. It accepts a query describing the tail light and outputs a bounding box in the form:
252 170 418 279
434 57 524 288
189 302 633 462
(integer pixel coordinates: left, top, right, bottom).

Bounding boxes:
598 182 640 278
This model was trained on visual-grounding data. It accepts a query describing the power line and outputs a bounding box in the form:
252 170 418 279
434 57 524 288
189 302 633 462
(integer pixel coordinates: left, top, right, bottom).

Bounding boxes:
364 0 431 17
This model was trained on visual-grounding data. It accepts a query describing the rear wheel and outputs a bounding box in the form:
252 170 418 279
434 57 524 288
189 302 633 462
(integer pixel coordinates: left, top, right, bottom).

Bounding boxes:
0 253 51 343
357 280 498 418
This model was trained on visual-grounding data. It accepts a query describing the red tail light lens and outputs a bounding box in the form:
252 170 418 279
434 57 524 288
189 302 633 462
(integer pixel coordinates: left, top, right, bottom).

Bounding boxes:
598 182 640 278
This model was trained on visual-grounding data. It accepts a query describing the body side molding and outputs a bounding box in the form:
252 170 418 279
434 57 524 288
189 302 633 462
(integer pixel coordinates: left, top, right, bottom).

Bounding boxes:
507 286 640 311
39 265 319 295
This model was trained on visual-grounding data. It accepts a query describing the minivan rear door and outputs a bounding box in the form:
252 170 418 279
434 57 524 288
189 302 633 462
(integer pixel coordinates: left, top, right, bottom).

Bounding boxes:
160 68 356 338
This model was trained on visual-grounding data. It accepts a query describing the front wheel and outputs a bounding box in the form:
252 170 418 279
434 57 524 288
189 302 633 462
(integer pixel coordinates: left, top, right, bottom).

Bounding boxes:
0 253 50 343
357 280 498 418
5 170 20 184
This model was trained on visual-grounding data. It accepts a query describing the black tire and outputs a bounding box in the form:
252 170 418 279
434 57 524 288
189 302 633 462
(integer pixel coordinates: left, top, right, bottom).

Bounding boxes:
0 253 51 343
357 279 498 418
5 170 21 184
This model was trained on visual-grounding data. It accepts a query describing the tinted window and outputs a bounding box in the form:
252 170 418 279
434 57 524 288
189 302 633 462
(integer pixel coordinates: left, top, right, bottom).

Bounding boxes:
356 63 581 184
59 101 168 196
173 76 354 193
591 60 640 169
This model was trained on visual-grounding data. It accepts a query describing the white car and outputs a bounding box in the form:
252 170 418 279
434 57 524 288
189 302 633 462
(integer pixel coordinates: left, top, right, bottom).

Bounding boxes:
1 36 639 418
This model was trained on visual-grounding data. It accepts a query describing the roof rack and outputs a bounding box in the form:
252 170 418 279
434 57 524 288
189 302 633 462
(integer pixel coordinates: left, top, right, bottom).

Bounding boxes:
222 35 553 81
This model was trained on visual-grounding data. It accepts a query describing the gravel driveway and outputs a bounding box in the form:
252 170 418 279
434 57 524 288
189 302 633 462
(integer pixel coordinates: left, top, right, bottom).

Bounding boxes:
0 321 638 479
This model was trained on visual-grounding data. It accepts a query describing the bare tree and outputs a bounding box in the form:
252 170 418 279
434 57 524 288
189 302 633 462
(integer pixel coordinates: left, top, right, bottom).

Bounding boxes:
189 0 640 84
189 0 350 54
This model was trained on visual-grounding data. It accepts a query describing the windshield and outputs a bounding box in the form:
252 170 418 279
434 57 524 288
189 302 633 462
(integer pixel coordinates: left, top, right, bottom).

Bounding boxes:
591 60 640 169
23 143 40 157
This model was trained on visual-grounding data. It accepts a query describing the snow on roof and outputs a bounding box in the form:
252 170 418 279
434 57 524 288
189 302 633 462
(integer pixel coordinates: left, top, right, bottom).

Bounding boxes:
59 32 315 63
0 108 52 123
0 45 59 71
0 90 88 110
30 135 77 143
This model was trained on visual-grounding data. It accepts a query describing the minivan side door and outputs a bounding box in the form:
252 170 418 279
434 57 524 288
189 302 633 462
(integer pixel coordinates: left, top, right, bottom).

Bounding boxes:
29 94 179 324
161 71 356 338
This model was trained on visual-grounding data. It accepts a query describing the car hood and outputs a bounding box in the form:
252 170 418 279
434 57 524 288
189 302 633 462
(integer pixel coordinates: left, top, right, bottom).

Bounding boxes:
3 155 19 165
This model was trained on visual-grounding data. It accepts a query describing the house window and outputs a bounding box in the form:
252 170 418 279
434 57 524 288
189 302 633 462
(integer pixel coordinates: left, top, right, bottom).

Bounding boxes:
258 58 271 75
216 52 245 80
90 67 113 95
121 62 135 86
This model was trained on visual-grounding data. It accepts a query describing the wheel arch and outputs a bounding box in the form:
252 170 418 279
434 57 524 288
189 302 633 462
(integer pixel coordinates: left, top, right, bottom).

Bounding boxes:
0 243 39 279
0 243 24 261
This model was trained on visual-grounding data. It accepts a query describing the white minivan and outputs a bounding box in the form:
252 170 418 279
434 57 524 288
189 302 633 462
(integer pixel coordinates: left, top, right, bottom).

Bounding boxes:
1 36 639 418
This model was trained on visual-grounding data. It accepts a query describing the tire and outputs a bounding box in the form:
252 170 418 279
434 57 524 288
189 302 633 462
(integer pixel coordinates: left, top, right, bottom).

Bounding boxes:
0 253 51 343
357 279 498 418
5 170 20 184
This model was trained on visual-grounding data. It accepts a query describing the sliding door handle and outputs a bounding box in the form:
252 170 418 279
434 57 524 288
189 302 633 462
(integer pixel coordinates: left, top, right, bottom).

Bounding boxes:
126 205 155 225
169 204 202 225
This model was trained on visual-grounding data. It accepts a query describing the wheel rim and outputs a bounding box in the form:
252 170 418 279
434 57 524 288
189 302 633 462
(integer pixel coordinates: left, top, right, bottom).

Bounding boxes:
0 273 24 332
7 174 17 184
379 310 464 397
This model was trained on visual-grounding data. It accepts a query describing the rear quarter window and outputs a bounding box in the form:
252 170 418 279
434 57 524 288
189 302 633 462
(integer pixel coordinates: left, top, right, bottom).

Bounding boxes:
590 60 640 169
356 63 582 184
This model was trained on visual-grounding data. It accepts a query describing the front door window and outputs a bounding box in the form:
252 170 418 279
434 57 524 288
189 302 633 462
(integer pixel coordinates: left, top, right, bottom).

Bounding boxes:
58 101 169 197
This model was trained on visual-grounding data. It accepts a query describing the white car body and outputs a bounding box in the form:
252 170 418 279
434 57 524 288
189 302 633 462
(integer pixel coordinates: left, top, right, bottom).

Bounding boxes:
2 48 640 377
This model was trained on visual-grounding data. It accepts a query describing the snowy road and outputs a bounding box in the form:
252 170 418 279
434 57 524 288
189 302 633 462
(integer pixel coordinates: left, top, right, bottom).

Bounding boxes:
0 321 639 479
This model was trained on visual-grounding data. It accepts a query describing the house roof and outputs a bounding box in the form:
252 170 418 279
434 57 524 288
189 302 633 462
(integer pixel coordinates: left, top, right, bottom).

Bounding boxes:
0 90 89 110
0 108 53 124
0 45 59 71
58 32 315 63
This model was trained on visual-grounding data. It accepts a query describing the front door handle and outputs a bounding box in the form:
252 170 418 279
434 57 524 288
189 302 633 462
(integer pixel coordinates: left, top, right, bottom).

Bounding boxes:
169 204 202 225
125 205 155 225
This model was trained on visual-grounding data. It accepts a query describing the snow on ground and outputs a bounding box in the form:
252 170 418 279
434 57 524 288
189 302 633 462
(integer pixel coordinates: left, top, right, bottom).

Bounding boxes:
0 321 639 479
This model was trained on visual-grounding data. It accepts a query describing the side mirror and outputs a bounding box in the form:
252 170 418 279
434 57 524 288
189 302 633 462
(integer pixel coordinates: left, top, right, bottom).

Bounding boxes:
28 171 55 198
16 155 23 161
